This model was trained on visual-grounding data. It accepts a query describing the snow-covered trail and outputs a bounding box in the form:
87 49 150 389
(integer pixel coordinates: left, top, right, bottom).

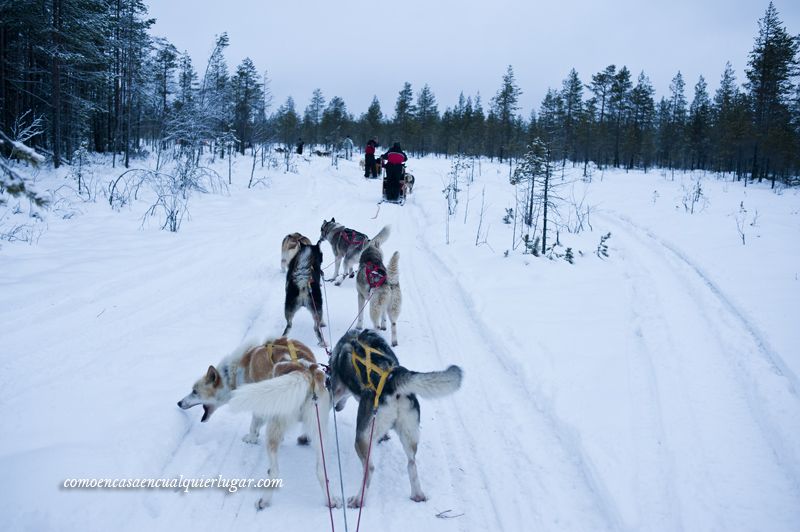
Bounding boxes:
595 212 800 530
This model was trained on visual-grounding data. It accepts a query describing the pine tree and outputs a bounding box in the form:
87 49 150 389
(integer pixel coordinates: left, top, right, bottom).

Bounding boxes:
745 1 799 184
627 72 656 170
320 96 349 148
609 66 632 168
414 84 439 156
231 58 264 154
393 82 415 145
303 89 325 147
712 62 741 174
688 76 712 170
560 69 583 163
491 65 522 161
275 96 299 148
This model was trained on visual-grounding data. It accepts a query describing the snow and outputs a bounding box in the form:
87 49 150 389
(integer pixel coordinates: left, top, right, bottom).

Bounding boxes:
1 152 799 531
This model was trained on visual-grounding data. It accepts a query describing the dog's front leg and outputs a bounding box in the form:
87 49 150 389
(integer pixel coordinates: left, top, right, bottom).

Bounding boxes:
243 414 265 444
256 417 287 510
331 254 343 283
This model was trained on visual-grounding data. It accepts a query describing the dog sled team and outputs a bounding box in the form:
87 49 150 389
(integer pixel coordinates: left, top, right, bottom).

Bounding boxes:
178 217 463 511
359 139 415 204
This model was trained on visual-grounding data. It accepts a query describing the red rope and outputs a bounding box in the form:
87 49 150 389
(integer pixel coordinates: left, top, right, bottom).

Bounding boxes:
315 399 336 531
355 412 377 532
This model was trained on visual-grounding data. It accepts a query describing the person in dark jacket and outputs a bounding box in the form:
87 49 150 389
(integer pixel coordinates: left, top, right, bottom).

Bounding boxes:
296 138 304 155
381 142 407 201
364 139 378 178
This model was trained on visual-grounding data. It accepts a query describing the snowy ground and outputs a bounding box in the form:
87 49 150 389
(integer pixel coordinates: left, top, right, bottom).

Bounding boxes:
1 151 799 531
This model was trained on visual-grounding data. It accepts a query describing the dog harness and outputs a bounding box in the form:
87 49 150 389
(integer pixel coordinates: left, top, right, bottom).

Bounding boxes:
267 339 300 362
364 261 387 289
352 341 394 410
339 230 366 247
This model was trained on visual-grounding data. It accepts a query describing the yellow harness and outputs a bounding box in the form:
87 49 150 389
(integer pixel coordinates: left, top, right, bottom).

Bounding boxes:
351 341 393 410
267 339 300 362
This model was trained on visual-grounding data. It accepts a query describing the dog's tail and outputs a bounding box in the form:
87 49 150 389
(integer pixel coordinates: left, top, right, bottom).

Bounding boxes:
370 225 391 248
228 372 311 419
386 251 400 284
393 365 463 399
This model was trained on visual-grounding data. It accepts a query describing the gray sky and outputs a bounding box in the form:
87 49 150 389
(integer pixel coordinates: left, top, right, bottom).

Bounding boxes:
146 0 800 117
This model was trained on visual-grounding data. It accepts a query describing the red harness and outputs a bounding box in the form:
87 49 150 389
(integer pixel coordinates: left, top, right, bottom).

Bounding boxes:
364 262 387 289
340 230 366 247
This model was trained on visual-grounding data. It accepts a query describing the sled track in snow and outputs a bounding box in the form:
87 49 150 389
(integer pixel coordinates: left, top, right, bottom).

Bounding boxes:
608 213 799 397
601 211 800 493
406 200 621 530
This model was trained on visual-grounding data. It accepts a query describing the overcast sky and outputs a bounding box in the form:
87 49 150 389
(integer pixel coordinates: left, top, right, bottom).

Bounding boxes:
146 0 800 117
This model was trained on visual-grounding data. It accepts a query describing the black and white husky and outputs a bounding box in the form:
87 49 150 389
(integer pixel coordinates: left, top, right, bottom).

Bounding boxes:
283 242 326 347
329 329 463 507
318 219 390 285
356 241 402 346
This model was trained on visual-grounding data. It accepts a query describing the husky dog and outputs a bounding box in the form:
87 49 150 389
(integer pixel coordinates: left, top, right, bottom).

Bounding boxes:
329 329 463 507
356 241 402 346
359 159 366 171
281 232 312 273
403 172 415 194
284 242 326 347
177 337 338 509
318 219 390 285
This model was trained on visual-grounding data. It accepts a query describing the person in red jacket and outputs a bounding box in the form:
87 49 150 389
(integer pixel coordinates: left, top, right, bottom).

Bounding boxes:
364 139 378 178
381 142 407 201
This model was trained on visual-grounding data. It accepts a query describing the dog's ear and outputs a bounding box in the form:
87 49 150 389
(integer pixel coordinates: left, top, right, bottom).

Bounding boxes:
206 365 221 386
331 217 335 223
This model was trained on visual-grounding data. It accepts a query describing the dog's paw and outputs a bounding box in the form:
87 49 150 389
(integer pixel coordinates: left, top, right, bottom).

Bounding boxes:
256 497 271 510
378 433 391 444
348 272 355 278
327 495 343 508
334 279 342 286
296 435 310 446
379 325 387 331
391 340 398 347
410 492 428 503
242 434 259 445
347 495 364 508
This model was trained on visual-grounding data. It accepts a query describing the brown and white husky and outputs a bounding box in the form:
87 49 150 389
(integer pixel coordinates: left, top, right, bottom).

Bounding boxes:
177 337 339 509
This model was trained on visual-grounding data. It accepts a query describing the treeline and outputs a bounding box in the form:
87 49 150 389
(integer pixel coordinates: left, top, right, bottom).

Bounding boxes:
1 1 798 186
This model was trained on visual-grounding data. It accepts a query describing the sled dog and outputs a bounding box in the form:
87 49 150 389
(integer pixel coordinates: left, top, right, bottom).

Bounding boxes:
328 329 463 507
356 241 402 346
359 159 366 171
318 219 390 285
284 242 326 347
177 337 338 509
281 233 312 272
403 172 415 194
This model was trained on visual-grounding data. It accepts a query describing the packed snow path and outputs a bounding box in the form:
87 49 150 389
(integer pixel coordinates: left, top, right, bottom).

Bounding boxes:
1 155 798 531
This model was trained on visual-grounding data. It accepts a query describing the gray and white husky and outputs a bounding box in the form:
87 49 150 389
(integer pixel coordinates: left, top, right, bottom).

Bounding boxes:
318 219 390 285
328 329 463 508
356 240 402 346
